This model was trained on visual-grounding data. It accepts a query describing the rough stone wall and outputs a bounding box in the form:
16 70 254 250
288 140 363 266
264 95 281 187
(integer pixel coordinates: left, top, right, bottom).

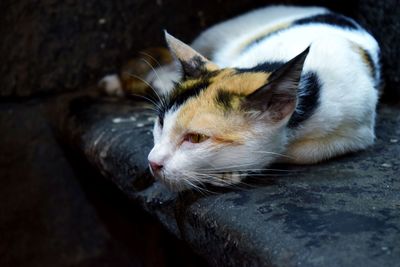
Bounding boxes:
1 0 399 100
0 0 268 97
353 0 400 101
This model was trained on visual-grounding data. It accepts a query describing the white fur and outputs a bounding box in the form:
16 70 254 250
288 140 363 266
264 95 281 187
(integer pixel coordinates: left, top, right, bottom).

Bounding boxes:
148 106 289 189
148 6 380 190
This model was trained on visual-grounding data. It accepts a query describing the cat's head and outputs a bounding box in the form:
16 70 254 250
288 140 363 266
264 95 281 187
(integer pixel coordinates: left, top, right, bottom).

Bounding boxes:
148 32 309 191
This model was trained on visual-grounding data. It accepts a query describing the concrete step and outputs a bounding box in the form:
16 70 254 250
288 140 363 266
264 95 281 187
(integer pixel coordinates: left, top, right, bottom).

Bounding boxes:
61 95 400 267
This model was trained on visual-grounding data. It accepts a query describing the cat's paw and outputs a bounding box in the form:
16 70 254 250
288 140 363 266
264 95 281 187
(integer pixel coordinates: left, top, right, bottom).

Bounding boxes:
98 74 124 97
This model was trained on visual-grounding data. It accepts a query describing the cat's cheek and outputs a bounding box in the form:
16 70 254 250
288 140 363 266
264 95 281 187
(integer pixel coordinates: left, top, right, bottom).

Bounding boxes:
180 140 211 150
153 123 161 138
152 124 162 142
179 142 197 152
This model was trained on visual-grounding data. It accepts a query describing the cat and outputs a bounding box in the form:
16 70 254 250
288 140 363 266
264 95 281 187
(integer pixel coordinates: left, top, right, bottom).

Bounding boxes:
101 5 380 191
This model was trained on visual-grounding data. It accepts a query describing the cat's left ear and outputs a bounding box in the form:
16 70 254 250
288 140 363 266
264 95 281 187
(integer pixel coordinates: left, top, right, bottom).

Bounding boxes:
164 31 219 78
242 47 310 122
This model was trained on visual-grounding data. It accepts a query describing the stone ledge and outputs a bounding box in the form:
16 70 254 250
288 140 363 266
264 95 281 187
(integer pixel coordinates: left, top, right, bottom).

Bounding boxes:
60 95 400 267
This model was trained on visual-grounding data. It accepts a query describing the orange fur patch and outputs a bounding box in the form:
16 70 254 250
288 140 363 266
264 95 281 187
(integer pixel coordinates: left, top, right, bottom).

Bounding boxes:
173 69 271 144
351 43 374 76
235 22 291 55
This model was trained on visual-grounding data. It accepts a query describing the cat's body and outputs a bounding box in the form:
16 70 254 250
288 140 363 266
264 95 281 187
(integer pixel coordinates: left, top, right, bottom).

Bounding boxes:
105 6 380 190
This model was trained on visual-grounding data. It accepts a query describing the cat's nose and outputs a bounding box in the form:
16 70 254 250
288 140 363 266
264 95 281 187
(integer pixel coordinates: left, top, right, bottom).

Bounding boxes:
149 160 163 173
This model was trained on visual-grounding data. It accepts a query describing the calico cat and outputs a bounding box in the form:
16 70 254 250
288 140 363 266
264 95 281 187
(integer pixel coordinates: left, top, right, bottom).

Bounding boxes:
102 6 380 191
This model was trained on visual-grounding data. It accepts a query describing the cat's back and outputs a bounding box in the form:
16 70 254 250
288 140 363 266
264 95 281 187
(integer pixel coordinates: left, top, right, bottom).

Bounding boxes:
211 6 379 74
199 5 380 162
210 6 380 120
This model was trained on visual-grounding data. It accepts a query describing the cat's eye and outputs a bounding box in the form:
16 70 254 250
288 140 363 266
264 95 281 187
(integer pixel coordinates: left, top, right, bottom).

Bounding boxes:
183 133 209 144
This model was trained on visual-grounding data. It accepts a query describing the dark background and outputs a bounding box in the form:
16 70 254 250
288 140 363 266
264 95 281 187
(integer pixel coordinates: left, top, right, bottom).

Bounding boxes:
1 0 399 266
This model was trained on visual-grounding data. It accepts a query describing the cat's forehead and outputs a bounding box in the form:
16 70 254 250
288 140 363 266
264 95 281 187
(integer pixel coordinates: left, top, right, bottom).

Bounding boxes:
213 68 270 87
169 68 271 111
158 68 272 139
209 68 271 94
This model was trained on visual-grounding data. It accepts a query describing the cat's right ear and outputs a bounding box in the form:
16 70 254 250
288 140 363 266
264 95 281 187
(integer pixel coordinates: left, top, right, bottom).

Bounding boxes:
242 47 310 122
164 31 218 78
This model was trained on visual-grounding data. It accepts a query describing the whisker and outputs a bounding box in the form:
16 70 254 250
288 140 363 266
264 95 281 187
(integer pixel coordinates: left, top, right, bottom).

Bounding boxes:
185 169 283 192
125 72 156 91
197 162 255 171
187 171 246 189
127 92 163 111
139 51 163 68
197 162 264 172
181 171 222 193
125 72 165 107
201 168 296 174
180 172 215 195
139 58 167 107
252 151 294 159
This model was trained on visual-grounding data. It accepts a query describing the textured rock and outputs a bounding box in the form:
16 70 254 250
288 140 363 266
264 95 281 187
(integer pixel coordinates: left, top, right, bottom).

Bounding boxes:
0 0 267 97
353 0 400 101
1 0 399 100
61 95 400 267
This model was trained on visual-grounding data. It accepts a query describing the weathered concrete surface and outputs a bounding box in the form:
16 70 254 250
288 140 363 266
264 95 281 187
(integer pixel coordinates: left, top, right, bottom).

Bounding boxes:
61 95 400 267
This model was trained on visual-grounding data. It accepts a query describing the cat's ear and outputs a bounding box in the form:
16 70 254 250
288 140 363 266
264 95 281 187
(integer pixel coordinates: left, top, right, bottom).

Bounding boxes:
164 31 218 78
242 47 310 122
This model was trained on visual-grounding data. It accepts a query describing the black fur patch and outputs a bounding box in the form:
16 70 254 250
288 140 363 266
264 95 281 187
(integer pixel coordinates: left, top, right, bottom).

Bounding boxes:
235 62 285 73
288 72 321 128
158 79 211 121
293 13 360 30
215 89 234 109
181 55 207 78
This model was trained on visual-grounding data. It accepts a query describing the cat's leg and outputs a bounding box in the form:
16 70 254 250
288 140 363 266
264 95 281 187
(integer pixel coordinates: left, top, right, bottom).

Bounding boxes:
284 125 375 164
